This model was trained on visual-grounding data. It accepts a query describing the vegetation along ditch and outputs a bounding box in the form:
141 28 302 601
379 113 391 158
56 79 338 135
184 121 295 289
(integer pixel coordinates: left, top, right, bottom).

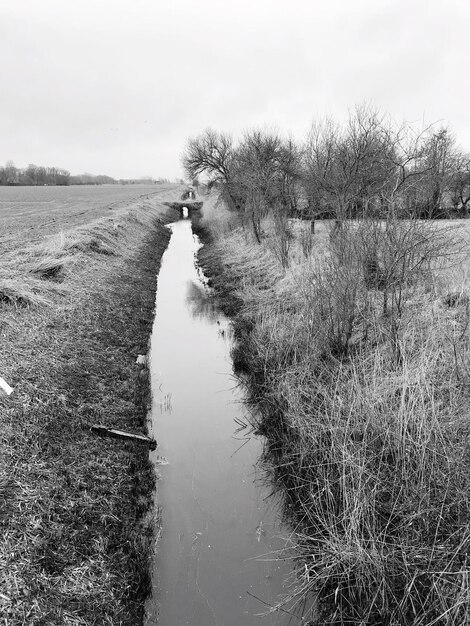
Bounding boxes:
184 107 470 625
196 197 470 625
0 190 179 625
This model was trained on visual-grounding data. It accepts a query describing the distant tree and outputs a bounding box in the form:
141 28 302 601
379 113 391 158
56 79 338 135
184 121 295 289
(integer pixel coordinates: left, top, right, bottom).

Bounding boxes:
276 135 303 215
70 173 116 185
182 129 238 207
302 117 340 220
55 168 71 185
448 150 470 215
4 160 18 185
414 128 456 218
25 164 39 185
374 120 433 216
36 166 47 185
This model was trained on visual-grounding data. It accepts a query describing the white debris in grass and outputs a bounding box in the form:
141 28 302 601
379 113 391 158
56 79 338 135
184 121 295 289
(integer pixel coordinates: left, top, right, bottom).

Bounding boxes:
0 377 13 395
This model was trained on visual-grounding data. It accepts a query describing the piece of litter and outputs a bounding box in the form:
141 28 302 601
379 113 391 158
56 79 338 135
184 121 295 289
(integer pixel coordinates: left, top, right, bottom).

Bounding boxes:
136 354 148 366
154 455 169 465
0 377 13 396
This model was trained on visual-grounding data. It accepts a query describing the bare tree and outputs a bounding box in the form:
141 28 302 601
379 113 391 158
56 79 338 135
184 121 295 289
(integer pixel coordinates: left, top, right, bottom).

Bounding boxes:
448 149 470 215
277 135 303 215
233 130 283 242
302 106 395 225
25 164 39 185
302 116 339 221
374 119 435 216
181 129 238 206
4 160 18 185
415 128 456 218
230 129 301 244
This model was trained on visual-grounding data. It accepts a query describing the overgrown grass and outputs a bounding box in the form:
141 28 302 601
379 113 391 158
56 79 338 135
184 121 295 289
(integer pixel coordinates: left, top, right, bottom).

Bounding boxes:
199 201 470 625
0 193 178 624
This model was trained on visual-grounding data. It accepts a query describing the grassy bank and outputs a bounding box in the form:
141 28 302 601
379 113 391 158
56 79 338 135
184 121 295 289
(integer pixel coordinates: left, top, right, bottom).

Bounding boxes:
0 195 175 624
198 198 470 625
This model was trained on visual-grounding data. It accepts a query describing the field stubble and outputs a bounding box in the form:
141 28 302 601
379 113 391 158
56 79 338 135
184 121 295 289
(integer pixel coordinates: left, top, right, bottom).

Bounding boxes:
198 199 470 626
0 184 174 253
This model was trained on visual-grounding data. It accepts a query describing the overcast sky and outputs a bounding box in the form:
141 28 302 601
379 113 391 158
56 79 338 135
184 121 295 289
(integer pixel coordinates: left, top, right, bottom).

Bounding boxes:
1 0 469 180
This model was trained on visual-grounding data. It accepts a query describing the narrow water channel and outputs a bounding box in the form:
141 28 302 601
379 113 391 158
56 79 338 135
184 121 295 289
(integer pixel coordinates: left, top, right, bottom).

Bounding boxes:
145 218 294 626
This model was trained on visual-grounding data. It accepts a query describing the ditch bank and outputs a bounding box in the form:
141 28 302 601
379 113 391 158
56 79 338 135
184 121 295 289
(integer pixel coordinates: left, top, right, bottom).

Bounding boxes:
0 198 173 625
193 215 470 626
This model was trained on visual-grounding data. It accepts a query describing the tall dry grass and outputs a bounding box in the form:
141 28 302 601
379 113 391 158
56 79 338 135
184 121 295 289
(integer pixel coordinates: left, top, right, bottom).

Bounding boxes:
201 205 470 625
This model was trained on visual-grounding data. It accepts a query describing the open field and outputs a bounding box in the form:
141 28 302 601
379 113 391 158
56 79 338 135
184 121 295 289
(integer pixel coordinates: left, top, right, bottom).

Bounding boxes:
198 199 470 625
0 184 175 252
0 186 182 624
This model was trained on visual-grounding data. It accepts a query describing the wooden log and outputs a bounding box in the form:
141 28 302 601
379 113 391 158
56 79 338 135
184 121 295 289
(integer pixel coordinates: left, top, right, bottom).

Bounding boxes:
91 424 157 450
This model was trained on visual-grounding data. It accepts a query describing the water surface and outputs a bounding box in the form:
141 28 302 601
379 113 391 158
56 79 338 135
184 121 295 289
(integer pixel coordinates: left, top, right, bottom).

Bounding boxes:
146 219 295 625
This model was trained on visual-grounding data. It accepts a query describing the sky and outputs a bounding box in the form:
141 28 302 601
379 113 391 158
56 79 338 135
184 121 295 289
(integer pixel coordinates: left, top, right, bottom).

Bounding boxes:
1 0 469 180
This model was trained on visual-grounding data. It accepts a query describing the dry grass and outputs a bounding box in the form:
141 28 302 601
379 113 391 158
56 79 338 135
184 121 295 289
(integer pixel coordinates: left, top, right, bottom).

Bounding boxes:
199 201 470 625
0 189 180 624
28 255 69 279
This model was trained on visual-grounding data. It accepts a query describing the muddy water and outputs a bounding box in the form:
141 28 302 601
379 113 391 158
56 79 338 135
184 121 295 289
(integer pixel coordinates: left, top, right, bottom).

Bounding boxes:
146 219 294 625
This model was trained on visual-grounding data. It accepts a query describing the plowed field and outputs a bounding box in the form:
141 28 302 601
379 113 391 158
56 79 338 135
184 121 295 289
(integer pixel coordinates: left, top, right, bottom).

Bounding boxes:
0 184 176 252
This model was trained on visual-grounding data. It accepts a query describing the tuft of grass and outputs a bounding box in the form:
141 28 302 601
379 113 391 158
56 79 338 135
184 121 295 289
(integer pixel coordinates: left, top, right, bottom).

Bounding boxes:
0 278 51 307
28 255 69 280
442 290 469 308
66 229 121 256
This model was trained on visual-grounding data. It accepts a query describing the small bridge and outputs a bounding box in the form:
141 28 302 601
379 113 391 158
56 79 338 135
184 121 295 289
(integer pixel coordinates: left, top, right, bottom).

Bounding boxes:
164 201 203 217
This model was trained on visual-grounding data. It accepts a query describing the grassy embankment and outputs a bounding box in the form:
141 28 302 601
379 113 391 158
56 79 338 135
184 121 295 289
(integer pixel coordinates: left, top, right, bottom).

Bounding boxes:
198 195 470 625
0 193 177 624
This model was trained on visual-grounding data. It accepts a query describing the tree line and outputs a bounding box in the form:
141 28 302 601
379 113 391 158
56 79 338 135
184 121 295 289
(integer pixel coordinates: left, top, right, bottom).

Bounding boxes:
0 161 72 186
0 161 170 186
182 105 470 240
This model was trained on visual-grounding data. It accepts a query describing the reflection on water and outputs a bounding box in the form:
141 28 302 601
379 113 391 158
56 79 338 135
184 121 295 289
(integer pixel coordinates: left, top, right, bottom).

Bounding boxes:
186 280 221 323
146 220 295 626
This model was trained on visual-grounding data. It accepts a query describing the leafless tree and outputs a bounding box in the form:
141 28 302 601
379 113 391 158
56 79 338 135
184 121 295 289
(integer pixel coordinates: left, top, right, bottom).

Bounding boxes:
232 129 301 244
3 160 18 185
414 128 456 218
182 129 238 206
302 105 396 225
449 150 470 214
233 130 282 241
